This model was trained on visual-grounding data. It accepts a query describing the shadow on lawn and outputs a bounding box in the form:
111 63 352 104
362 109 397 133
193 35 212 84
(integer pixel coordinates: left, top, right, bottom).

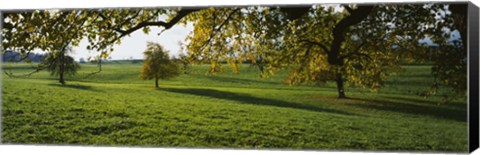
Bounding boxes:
159 87 355 116
47 83 104 92
383 96 466 108
199 75 334 91
348 97 466 122
206 76 279 85
384 80 434 87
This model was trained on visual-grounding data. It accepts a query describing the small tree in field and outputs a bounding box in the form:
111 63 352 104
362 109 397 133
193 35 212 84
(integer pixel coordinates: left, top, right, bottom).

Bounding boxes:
178 53 190 74
140 42 180 88
41 46 80 85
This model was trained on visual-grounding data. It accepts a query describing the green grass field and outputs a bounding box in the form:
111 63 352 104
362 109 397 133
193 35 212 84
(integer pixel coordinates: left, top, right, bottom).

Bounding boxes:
1 62 467 152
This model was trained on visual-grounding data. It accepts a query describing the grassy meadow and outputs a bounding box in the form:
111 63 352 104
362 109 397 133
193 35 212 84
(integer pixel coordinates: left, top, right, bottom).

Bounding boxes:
1 62 467 152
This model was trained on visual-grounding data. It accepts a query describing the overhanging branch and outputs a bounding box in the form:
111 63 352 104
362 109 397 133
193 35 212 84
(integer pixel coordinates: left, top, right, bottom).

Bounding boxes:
329 5 374 65
342 5 354 14
197 8 241 53
115 8 200 36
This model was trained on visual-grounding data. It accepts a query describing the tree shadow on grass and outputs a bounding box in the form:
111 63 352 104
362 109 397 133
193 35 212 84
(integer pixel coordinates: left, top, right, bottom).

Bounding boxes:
47 83 104 92
159 87 356 116
348 97 466 122
382 96 466 109
206 76 279 85
384 80 434 86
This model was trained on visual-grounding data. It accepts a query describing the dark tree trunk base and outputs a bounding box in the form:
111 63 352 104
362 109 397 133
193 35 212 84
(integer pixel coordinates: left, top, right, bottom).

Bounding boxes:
336 73 347 99
59 73 65 85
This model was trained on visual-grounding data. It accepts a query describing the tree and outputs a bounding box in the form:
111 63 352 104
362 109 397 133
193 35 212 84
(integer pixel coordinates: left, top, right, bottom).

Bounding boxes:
41 46 80 85
181 6 381 98
177 53 190 74
139 42 180 88
2 3 467 98
79 58 86 63
182 4 467 98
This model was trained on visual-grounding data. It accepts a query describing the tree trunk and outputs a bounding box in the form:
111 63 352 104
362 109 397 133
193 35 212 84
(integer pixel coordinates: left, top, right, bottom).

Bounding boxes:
59 72 65 85
183 63 188 74
326 6 372 99
336 73 346 98
155 77 159 88
59 55 65 85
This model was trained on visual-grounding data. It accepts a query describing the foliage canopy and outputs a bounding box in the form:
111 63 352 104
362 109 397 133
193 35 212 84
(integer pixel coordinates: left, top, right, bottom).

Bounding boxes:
1 3 468 97
40 46 81 85
139 42 180 88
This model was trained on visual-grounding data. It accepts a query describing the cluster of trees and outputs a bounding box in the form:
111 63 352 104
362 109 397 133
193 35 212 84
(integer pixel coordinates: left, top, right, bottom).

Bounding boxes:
3 42 180 87
2 3 468 98
2 50 46 62
181 4 467 98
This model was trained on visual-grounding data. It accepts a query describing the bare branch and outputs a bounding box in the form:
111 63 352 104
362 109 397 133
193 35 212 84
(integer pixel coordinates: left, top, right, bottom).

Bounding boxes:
3 62 46 78
84 60 102 78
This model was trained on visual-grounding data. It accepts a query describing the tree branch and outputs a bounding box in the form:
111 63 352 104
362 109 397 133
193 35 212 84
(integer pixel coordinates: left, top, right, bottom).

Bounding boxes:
198 8 241 53
3 57 47 78
97 11 112 27
3 67 44 78
341 41 371 61
299 39 330 53
329 5 374 65
342 5 354 14
352 41 366 55
117 10 142 30
299 44 313 72
115 8 200 36
105 9 200 46
449 4 467 48
279 6 311 20
84 60 102 78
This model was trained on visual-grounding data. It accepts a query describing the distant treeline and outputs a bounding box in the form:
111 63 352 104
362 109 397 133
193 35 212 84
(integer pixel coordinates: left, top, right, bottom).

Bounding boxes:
87 59 144 64
2 50 46 62
400 45 464 66
3 45 457 66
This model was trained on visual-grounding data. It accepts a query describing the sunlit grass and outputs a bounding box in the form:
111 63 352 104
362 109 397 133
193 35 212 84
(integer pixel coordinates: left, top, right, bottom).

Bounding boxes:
1 62 467 152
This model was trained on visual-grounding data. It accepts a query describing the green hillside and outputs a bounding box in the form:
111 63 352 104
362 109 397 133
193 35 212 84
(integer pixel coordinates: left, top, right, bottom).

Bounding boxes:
1 62 467 152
